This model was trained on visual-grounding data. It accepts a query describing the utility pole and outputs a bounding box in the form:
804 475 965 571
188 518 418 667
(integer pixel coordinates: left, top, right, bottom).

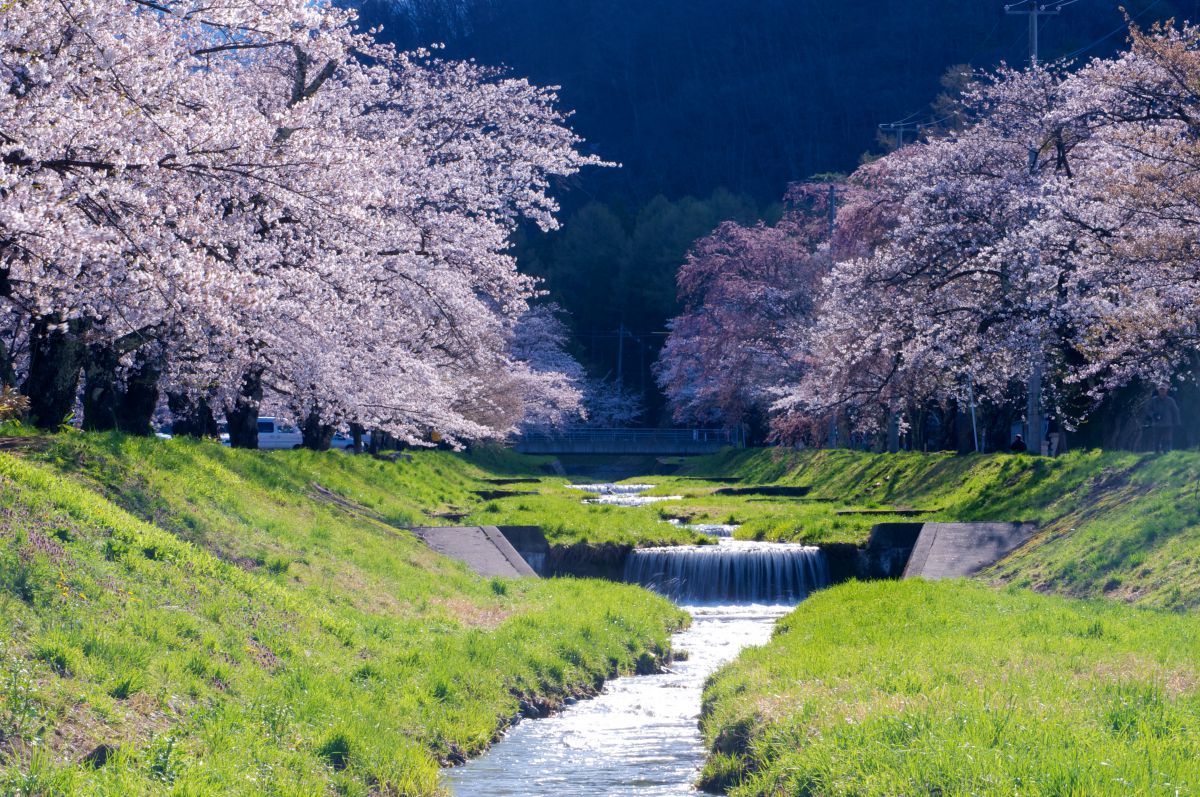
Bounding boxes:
1005 1 1060 67
827 183 837 243
878 121 921 150
822 181 843 449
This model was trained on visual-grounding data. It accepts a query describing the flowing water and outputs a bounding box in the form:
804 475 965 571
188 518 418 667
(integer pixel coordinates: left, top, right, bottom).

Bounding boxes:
445 604 792 796
668 520 738 537
444 483 828 795
625 539 828 603
569 484 658 494
569 483 683 507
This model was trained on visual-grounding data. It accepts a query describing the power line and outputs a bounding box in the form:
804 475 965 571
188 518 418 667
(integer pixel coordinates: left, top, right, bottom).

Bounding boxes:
1061 0 1162 60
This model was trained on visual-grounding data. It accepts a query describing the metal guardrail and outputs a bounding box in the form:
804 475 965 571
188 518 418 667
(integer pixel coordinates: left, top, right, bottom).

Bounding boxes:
514 428 743 455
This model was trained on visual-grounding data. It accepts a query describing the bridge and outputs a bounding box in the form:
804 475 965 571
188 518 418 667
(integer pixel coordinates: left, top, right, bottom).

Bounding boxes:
514 427 743 456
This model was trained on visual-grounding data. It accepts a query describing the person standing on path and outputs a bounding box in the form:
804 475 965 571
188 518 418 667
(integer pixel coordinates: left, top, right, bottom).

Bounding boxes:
1147 385 1182 453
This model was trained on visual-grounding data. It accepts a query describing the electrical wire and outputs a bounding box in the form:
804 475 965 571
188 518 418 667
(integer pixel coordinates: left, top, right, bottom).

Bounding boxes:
1060 0 1162 59
880 108 926 128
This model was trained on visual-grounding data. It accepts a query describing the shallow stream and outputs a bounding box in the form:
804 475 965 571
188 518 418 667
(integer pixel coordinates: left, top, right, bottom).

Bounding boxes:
446 483 824 795
445 604 790 796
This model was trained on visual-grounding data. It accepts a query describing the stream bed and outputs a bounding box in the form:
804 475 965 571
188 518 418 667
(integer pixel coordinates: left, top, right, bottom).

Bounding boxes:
446 482 822 795
445 603 790 796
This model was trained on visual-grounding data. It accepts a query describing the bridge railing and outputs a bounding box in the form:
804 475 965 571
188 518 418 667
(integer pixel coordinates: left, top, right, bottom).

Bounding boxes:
514 427 743 455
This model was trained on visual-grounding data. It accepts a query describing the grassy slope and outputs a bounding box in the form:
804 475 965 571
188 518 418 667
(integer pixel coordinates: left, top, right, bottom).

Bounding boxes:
0 434 685 796
700 580 1200 797
695 447 1200 796
432 447 706 548
682 448 1200 609
458 454 967 549
463 488 707 548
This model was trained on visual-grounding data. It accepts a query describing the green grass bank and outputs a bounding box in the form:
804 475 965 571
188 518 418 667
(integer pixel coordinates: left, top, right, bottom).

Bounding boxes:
461 447 1200 584
678 448 1200 608
0 433 686 796
694 447 1200 796
700 580 1200 796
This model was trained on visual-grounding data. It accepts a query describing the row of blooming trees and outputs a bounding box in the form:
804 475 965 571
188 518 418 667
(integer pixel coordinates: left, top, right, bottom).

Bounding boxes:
658 22 1200 450
0 0 595 447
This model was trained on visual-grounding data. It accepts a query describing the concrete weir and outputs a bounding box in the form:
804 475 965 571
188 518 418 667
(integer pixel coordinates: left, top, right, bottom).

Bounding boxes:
409 518 1037 585
410 526 540 578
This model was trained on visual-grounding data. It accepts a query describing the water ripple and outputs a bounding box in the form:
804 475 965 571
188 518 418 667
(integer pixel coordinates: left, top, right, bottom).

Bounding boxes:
445 604 791 796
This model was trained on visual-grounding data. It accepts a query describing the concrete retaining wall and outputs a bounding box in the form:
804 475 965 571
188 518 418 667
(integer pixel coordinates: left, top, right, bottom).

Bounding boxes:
409 520 1036 586
496 525 551 576
902 522 1038 580
410 526 539 578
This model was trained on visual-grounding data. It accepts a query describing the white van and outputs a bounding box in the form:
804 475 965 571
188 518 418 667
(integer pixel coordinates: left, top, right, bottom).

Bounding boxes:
255 417 303 449
220 418 362 450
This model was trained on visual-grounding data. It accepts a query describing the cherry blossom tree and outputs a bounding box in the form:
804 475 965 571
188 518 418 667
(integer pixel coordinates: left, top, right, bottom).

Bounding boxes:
1049 22 1200 394
653 23 1200 451
1 0 599 447
776 64 1100 448
507 304 585 432
777 34 1200 448
655 185 841 437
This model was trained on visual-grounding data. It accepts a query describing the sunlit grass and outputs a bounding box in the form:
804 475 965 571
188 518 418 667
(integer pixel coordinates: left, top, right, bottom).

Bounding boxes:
0 434 686 795
701 579 1200 796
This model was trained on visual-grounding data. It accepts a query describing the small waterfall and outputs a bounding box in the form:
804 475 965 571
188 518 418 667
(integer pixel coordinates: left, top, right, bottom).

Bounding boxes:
569 483 656 494
523 552 546 576
569 483 681 507
669 520 738 538
625 541 829 603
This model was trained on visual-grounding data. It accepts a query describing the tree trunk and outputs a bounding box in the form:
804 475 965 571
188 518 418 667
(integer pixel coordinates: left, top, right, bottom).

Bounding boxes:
225 368 263 449
0 339 15 388
369 429 396 455
301 409 334 451
167 392 220 438
1026 360 1044 456
22 317 87 430
82 342 121 431
954 402 975 455
350 423 365 453
887 409 901 453
116 350 161 435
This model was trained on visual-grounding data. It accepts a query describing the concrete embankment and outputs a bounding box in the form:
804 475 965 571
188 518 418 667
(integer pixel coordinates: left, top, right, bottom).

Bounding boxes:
902 521 1038 580
410 526 540 578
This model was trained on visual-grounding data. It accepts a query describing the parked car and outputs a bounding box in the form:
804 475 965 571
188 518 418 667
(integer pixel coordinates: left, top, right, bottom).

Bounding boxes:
219 418 367 451
218 417 301 449
253 417 303 449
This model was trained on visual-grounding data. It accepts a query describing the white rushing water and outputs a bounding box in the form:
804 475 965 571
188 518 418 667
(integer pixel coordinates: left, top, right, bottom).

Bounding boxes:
444 603 791 796
667 519 738 537
569 482 682 508
581 494 684 507
625 539 828 603
568 483 657 494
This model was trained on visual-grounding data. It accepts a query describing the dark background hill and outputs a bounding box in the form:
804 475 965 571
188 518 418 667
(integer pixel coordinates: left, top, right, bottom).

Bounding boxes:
346 0 1200 423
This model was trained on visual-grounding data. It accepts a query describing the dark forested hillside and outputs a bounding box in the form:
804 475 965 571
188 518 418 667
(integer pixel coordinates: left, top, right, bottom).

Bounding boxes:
345 0 1200 424
352 0 1199 201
